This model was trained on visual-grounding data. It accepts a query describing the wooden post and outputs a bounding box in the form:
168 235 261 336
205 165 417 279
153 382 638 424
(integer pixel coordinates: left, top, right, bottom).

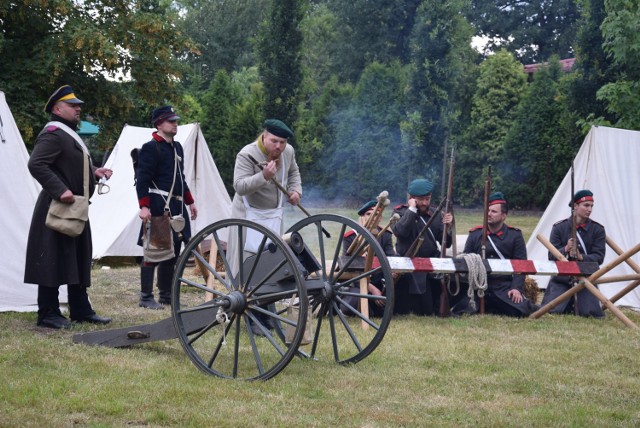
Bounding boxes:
600 236 640 308
205 239 219 302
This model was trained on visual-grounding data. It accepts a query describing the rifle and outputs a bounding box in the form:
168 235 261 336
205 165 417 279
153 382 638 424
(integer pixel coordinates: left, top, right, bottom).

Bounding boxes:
479 166 491 314
247 154 330 238
481 166 491 259
438 146 455 317
570 161 580 314
403 199 446 258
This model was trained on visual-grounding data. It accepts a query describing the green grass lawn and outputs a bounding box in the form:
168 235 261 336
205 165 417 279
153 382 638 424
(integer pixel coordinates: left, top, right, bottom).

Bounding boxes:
2 208 639 427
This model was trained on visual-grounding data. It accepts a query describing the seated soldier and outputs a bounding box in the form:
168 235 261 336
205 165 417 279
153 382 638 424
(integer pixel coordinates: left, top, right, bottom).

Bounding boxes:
540 189 605 318
341 200 395 317
453 192 537 317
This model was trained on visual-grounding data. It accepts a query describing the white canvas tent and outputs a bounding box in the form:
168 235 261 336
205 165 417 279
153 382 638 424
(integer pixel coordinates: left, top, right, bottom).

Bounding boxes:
89 123 232 259
0 91 68 312
526 126 640 310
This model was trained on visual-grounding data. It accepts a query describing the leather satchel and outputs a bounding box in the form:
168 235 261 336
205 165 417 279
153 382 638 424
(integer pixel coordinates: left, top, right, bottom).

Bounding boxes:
143 212 174 263
45 153 90 237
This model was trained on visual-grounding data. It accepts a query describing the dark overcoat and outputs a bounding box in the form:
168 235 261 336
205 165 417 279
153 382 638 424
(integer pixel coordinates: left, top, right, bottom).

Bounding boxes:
392 204 451 295
540 217 606 317
24 121 96 287
457 223 537 317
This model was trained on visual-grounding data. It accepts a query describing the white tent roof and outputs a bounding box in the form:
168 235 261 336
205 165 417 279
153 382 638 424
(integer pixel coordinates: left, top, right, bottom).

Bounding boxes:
90 123 231 259
0 92 68 312
526 126 640 309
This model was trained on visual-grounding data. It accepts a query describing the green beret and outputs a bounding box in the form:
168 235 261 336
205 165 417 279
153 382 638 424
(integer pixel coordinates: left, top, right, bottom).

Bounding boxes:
44 85 84 113
264 119 294 139
570 189 594 206
407 179 433 196
357 200 377 216
489 192 507 206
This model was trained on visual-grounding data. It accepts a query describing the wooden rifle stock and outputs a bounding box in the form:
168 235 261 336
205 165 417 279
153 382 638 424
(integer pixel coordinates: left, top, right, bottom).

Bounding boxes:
247 154 330 238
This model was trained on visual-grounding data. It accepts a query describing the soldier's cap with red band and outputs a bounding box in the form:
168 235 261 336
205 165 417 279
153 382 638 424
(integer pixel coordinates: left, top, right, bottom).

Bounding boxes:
570 189 594 206
44 85 84 113
489 191 507 206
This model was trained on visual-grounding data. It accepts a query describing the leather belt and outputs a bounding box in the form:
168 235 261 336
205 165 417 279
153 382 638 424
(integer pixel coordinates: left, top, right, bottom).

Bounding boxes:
149 188 183 201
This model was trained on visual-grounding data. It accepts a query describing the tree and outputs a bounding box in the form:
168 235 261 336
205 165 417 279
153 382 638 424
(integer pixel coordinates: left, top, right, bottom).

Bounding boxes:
597 0 640 130
457 50 527 206
256 0 305 128
567 0 618 131
469 0 581 64
325 0 421 82
0 0 193 149
177 0 268 89
405 0 477 193
502 58 581 209
328 62 409 202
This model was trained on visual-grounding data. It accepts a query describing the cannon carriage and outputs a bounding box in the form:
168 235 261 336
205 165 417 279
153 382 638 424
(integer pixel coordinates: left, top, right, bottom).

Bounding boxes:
74 214 395 381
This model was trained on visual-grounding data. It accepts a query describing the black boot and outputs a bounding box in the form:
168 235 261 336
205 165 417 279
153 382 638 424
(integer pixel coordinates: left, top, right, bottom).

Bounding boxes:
157 260 175 305
37 286 71 329
139 264 163 310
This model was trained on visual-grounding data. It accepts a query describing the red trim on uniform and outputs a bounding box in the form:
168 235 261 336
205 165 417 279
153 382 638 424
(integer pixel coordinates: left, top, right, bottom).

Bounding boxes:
511 259 535 274
139 196 150 208
152 132 165 143
46 125 59 132
556 261 582 276
184 191 194 206
343 230 356 238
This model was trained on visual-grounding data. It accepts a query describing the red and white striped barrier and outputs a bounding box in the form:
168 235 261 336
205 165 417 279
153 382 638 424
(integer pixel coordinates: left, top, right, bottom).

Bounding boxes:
374 257 599 277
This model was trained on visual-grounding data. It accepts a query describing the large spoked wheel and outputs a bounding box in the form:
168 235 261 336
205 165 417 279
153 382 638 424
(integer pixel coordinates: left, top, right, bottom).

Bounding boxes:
286 214 394 365
171 219 308 381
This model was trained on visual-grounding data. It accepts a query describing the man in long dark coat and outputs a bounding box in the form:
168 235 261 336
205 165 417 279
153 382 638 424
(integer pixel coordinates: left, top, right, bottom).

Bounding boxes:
540 189 605 317
25 85 112 329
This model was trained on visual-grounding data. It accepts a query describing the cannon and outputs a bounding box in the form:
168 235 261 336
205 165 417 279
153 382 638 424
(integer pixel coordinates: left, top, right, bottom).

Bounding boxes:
73 214 609 380
74 214 395 381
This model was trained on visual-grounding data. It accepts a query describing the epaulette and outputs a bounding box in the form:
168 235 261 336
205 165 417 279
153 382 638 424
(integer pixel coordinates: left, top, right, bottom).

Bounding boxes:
469 225 483 232
394 203 407 210
553 218 569 226
45 125 59 132
589 219 604 228
344 230 356 238
506 225 521 231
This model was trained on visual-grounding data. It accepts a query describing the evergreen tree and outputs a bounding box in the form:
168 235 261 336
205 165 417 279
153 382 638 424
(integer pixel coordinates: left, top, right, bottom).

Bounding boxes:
256 0 305 128
329 62 409 202
598 0 640 130
502 58 580 209
568 0 618 130
406 0 477 192
457 50 527 206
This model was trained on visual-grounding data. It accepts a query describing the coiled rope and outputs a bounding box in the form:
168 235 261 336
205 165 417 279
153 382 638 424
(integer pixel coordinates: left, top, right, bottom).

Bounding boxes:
458 253 488 310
